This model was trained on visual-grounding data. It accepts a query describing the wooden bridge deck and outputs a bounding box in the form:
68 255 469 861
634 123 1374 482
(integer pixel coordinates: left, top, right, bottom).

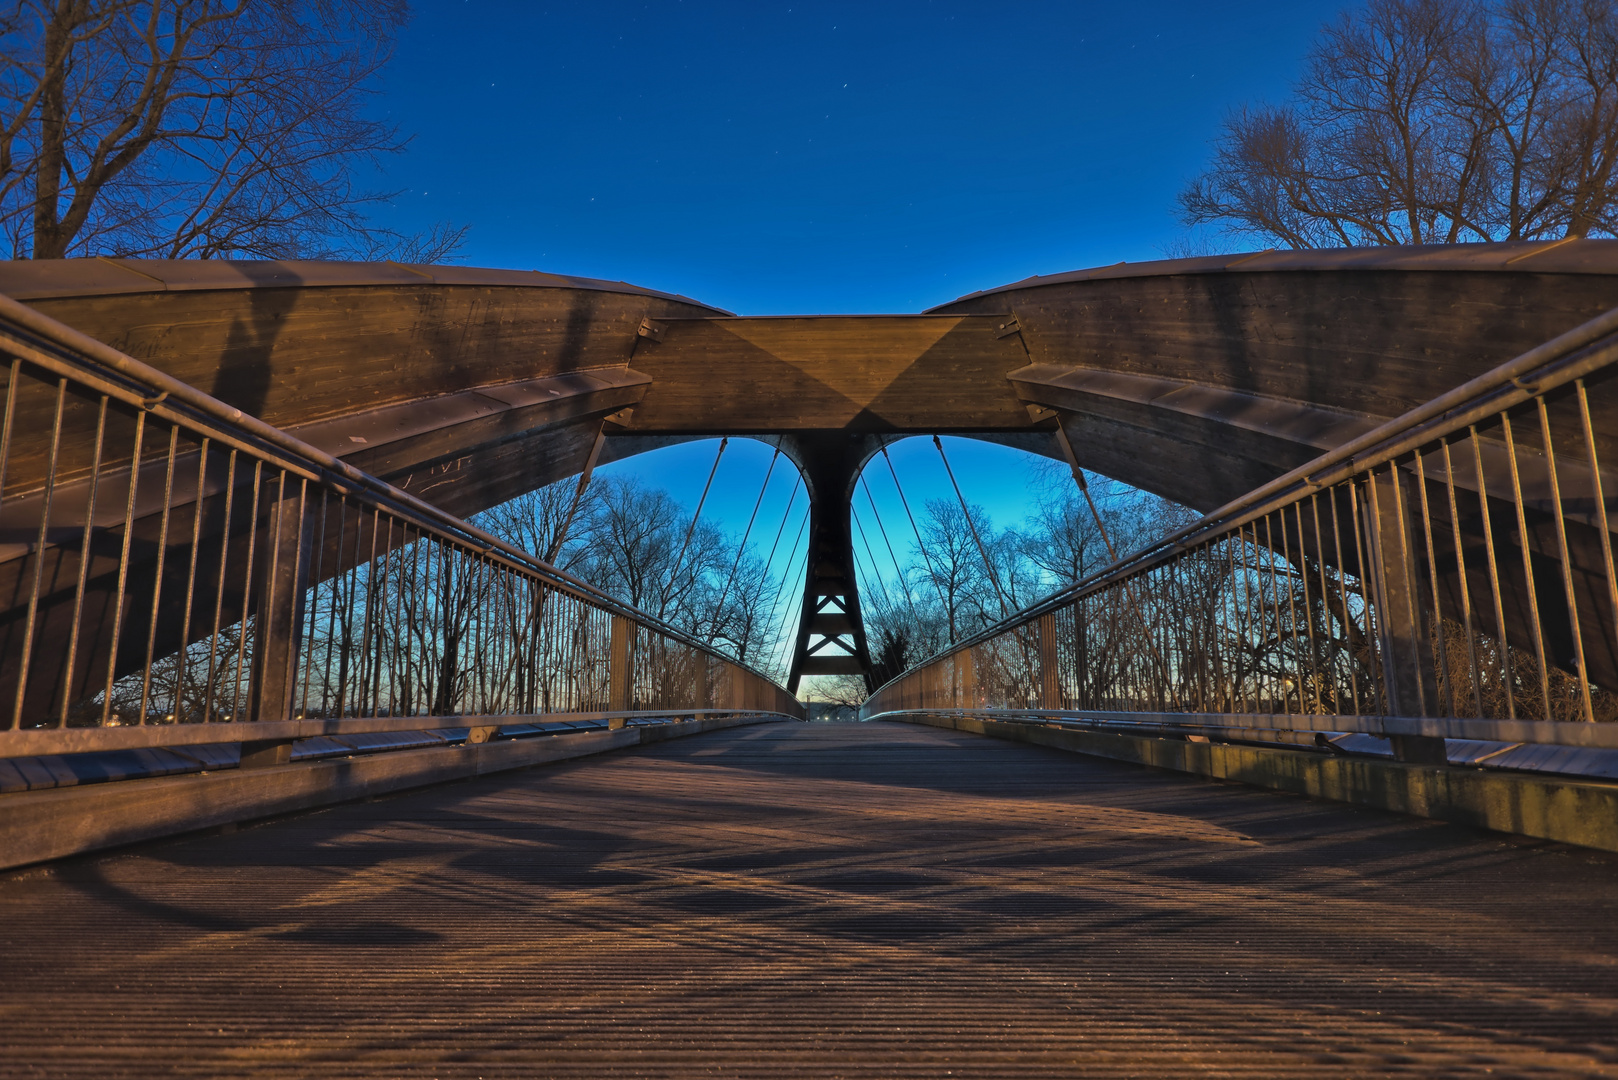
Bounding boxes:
3 720 1617 1078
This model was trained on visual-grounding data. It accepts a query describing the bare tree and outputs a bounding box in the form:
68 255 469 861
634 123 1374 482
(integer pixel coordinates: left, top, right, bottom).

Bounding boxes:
477 473 790 680
910 498 997 646
475 477 597 578
0 0 465 260
1182 0 1618 247
706 550 777 668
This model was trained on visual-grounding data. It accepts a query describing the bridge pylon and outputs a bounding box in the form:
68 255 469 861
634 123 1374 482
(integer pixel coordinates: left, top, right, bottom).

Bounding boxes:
781 432 890 694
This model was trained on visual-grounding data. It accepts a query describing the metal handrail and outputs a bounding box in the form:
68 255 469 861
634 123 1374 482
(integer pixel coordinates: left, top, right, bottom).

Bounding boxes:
0 290 790 692
0 293 804 738
868 302 1618 695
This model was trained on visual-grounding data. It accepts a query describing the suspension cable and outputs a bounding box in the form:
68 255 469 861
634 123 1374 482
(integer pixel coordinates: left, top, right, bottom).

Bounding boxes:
1054 424 1119 561
758 477 802 592
768 508 813 677
546 423 607 563
708 446 780 641
860 474 917 614
668 436 728 596
765 501 811 642
879 444 950 613
851 504 898 614
932 435 1012 618
1052 424 1174 693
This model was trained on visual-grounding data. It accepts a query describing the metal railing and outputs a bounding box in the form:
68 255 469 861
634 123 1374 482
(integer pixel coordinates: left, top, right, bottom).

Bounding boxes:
0 292 801 758
864 303 1618 757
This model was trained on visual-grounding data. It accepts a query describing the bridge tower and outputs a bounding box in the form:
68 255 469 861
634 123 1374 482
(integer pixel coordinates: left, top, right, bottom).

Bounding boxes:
781 433 884 694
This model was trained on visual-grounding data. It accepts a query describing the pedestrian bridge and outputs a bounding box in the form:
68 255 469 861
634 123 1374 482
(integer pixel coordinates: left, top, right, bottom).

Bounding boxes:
2 244 1618 1073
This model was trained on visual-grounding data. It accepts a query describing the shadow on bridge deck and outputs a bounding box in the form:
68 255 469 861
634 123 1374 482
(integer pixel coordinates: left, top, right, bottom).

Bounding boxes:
3 721 1616 1077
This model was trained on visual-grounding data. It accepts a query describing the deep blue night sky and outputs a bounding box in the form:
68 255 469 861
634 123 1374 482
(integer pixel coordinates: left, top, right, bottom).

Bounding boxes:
371 0 1344 314
367 0 1352 676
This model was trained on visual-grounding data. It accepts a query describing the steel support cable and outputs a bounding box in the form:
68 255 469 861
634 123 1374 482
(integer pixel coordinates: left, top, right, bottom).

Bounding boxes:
708 446 780 643
771 513 814 678
667 436 729 608
546 423 607 563
932 433 1043 702
850 505 899 615
879 444 951 615
1053 425 1119 562
860 474 919 615
932 435 1013 619
765 503 812 648
1054 424 1175 704
758 478 803 595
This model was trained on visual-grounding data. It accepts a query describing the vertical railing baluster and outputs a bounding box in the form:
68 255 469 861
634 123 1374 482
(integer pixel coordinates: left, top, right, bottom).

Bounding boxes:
176 438 210 721
59 397 108 726
1501 412 1554 720
1576 379 1618 680
12 379 68 730
299 490 330 720
228 461 263 722
1412 449 1452 717
204 451 238 721
1536 396 1595 722
137 424 181 725
1441 439 1484 717
1470 426 1515 719
98 409 147 726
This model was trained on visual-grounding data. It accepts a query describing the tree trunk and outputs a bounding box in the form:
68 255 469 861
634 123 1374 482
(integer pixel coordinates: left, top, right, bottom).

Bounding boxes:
31 1 77 259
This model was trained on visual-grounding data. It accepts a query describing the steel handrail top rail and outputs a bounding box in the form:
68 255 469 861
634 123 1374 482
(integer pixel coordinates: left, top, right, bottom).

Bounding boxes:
0 710 800 757
0 290 791 697
867 299 1618 701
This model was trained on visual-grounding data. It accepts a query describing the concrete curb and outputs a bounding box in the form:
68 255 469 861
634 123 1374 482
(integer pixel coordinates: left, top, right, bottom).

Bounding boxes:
883 712 1618 853
0 715 783 871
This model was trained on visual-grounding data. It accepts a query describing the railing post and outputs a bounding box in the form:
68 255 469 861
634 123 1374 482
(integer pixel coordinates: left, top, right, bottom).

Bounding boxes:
1364 470 1447 765
609 614 635 716
243 474 313 766
1037 612 1061 710
1074 599 1090 711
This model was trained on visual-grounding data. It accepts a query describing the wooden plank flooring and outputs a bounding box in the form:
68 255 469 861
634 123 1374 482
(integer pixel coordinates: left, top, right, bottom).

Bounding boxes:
3 720 1617 1078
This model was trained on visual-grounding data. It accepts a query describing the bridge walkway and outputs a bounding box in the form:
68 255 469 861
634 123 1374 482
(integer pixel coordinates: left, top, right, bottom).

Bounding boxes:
2 721 1617 1077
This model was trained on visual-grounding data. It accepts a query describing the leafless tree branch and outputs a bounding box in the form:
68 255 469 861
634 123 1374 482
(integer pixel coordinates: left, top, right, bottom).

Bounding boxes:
0 0 465 260
1182 0 1618 247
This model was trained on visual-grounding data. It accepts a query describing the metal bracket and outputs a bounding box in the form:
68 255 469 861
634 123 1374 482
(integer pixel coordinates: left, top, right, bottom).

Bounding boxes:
637 317 667 343
994 316 1022 339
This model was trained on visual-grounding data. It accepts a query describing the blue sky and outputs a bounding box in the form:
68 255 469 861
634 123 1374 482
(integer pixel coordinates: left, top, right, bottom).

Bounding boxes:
366 0 1351 676
371 0 1343 314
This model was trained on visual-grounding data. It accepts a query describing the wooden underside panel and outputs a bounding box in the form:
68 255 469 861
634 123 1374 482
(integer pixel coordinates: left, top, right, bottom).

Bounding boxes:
624 315 1031 432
